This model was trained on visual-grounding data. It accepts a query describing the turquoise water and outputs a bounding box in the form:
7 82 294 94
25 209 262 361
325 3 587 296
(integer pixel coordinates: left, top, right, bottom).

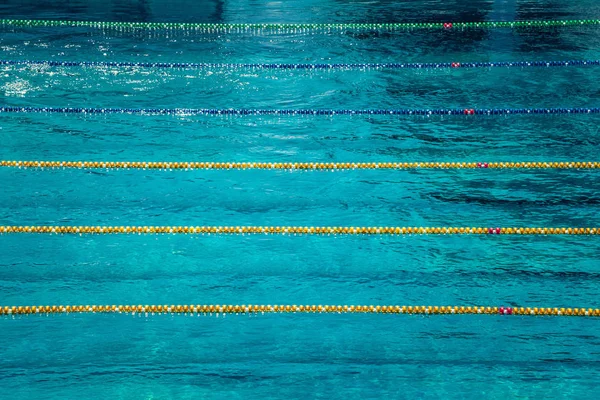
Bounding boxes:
1 0 600 398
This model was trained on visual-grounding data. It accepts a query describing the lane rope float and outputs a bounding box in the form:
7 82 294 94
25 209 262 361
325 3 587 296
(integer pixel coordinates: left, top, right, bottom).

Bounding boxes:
3 59 599 71
1 160 598 171
1 19 599 32
1 106 600 116
1 226 598 236
1 304 598 317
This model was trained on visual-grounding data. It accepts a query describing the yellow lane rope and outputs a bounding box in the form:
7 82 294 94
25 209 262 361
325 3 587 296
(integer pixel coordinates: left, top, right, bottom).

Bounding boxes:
1 161 599 170
1 304 598 317
1 226 598 235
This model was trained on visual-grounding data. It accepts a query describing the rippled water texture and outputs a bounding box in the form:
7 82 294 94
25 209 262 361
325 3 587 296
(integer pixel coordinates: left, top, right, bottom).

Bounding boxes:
1 0 599 399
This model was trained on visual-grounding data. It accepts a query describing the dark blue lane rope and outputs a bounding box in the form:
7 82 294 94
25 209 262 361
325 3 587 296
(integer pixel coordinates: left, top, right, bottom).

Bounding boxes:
1 59 599 70
1 106 599 116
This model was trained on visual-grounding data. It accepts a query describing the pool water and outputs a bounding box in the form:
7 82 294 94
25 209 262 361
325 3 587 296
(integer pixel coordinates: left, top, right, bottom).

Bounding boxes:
1 0 599 398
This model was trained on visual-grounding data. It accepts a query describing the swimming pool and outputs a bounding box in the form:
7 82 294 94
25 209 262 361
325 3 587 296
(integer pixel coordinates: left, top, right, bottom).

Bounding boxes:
1 0 600 398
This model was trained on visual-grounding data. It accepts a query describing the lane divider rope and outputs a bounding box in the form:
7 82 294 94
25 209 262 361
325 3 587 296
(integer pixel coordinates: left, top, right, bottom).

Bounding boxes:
2 160 599 171
1 226 598 236
3 59 599 70
1 106 599 116
1 19 599 31
1 304 598 317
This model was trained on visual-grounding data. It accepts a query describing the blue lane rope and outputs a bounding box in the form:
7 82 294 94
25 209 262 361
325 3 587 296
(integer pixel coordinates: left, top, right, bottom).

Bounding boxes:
1 106 599 116
2 59 599 70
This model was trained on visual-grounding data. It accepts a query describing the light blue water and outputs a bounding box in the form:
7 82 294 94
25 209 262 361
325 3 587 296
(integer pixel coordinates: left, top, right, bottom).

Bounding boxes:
1 1 600 399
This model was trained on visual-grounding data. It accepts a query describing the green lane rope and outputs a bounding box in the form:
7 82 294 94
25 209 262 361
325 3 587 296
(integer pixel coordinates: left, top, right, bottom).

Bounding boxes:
1 19 599 32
